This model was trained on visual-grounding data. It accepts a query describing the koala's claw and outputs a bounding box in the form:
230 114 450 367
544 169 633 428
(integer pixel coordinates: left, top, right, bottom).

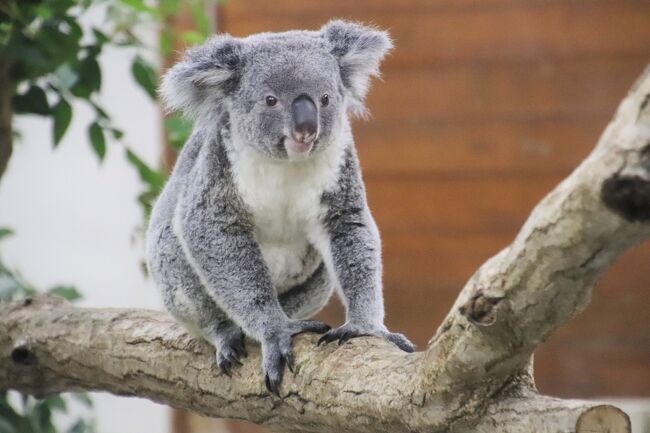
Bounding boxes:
384 331 416 353
317 326 368 346
217 333 247 376
262 340 292 397
262 320 329 396
318 323 416 353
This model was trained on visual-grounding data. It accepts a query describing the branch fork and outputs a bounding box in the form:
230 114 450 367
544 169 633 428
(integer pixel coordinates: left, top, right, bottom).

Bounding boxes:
3 67 650 433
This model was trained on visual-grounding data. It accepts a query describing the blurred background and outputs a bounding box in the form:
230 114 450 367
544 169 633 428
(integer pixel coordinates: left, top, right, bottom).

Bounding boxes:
0 1 649 433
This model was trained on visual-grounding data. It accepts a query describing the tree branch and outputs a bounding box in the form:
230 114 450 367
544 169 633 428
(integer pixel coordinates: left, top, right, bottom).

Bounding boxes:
3 66 650 433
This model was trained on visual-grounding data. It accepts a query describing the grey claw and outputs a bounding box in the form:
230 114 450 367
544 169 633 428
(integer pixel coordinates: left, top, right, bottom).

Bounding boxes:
385 332 416 353
338 331 351 345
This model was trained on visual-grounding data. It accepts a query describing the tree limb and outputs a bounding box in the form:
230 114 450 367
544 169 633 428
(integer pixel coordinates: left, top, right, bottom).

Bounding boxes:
2 66 650 433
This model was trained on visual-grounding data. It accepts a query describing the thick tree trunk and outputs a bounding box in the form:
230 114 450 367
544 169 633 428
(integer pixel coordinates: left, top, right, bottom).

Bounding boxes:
2 66 650 433
0 59 13 181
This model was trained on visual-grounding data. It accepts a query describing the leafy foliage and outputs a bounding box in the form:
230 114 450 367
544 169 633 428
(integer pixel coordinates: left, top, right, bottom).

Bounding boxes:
0 0 169 206
0 1 217 431
0 229 94 433
2 0 217 219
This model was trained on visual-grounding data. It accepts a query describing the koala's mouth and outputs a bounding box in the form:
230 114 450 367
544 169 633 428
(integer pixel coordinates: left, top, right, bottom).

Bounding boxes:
283 136 319 158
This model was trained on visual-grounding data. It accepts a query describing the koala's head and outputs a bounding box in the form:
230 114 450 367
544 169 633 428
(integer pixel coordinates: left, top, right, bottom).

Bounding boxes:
161 20 392 161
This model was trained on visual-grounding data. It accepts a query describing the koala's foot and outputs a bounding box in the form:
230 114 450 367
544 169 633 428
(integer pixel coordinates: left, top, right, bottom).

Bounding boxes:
262 319 330 396
215 326 247 376
317 322 415 353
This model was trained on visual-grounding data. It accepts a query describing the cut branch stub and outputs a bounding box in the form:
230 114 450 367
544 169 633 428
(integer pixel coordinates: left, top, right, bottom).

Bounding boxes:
458 290 504 327
575 405 631 433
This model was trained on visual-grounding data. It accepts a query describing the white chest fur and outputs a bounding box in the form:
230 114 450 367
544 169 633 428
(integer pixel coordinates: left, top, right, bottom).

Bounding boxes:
229 143 345 290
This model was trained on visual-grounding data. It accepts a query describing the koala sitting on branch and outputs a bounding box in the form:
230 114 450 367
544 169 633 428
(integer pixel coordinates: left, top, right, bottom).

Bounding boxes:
146 20 414 395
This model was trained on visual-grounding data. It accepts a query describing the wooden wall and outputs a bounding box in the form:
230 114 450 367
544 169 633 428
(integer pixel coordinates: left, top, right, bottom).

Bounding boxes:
210 2 650 431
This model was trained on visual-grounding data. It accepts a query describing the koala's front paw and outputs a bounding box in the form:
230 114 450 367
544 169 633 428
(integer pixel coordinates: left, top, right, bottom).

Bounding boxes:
317 322 415 353
262 319 330 396
217 330 247 376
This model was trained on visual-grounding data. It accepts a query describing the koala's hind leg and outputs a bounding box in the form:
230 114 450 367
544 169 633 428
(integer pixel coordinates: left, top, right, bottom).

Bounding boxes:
148 223 246 374
279 263 334 319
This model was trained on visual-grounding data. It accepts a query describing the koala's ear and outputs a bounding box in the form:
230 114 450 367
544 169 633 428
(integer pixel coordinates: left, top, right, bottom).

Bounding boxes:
160 34 244 119
321 20 393 117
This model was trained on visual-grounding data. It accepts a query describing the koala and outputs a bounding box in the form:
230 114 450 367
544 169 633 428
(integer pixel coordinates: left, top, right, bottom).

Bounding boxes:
146 20 414 395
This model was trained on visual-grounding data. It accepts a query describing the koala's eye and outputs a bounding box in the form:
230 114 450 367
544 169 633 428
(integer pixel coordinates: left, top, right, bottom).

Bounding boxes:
265 95 278 107
320 93 330 107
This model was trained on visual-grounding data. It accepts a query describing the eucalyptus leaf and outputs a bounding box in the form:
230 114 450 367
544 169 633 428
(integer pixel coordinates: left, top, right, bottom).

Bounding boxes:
48 285 82 301
131 56 157 99
52 98 72 146
43 396 66 413
13 86 50 116
70 55 101 98
92 28 109 45
88 122 106 161
165 115 193 149
0 228 14 240
125 149 166 190
120 0 159 16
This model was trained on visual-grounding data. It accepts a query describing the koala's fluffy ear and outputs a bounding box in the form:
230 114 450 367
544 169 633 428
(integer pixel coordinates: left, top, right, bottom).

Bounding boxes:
322 20 393 117
160 34 243 120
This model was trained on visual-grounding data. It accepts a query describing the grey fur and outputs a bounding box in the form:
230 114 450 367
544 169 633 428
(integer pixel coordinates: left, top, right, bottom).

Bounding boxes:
147 20 414 396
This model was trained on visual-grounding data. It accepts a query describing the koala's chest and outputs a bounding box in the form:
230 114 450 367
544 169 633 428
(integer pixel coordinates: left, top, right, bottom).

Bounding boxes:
229 147 342 288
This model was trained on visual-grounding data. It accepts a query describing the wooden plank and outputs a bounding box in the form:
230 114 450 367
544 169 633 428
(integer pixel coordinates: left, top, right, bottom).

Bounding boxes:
380 236 650 357
366 175 560 234
536 342 650 396
354 117 605 176
364 58 646 123
221 2 650 68
380 227 650 288
222 0 647 17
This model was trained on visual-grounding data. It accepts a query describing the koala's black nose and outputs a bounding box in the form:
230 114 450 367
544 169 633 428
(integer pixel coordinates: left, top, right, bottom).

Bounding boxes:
291 95 318 143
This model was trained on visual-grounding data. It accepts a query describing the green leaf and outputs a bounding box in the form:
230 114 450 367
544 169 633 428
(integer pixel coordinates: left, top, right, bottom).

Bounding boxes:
159 31 173 57
110 128 124 140
0 395 24 433
88 122 106 161
0 228 14 240
82 55 102 92
190 0 211 36
164 115 192 150
62 17 83 42
31 400 54 433
180 30 205 45
120 0 159 16
13 86 50 116
70 55 101 98
42 395 67 413
47 285 82 301
131 56 157 99
125 149 166 190
92 28 109 45
90 102 109 120
52 98 72 146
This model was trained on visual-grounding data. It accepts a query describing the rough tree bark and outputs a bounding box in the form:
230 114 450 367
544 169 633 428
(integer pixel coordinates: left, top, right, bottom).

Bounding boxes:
2 67 650 433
